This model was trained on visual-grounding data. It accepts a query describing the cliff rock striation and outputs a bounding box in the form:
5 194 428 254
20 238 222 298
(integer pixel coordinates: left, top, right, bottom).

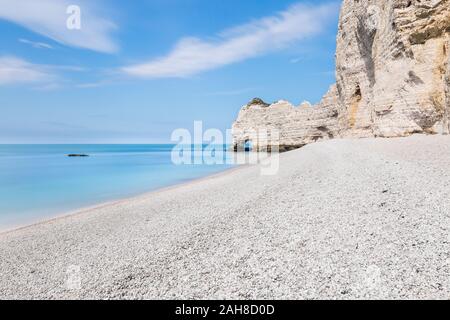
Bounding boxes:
232 0 450 151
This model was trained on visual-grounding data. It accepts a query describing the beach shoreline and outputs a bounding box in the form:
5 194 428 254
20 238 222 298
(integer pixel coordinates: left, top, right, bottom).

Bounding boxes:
0 164 245 235
2 135 450 299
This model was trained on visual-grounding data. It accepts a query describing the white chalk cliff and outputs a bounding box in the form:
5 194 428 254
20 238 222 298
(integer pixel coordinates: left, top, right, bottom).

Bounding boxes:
232 0 450 151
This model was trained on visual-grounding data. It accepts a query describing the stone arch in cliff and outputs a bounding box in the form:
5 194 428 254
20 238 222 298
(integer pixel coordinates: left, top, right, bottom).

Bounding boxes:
233 132 256 152
244 139 253 152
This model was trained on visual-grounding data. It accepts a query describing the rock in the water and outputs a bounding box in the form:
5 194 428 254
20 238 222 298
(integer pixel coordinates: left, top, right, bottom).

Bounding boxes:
67 154 89 157
232 0 450 151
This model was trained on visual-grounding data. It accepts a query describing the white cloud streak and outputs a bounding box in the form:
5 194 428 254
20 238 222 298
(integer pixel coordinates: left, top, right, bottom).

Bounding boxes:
19 38 54 49
0 0 117 53
0 56 56 85
122 2 339 78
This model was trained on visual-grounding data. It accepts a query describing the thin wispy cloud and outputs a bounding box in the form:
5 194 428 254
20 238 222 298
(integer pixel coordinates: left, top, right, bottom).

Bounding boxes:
122 2 339 79
75 81 110 89
0 55 91 88
0 56 56 85
19 38 53 49
290 57 303 64
0 0 118 53
32 83 63 91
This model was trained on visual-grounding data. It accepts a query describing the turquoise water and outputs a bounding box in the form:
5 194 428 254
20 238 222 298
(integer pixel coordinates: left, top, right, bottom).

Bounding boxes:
0 145 234 230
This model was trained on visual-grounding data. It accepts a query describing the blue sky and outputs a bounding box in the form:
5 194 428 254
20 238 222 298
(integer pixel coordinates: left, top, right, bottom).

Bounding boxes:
0 0 340 143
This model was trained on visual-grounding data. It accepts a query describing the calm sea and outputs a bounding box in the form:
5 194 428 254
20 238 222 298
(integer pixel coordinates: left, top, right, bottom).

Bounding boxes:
0 144 234 230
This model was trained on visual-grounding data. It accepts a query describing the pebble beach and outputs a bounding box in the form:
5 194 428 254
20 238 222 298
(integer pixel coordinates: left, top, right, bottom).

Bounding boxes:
1 135 450 299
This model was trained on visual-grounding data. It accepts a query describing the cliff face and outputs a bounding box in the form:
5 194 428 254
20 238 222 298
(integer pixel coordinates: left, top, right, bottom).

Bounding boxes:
232 0 450 151
232 86 341 151
336 0 450 137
